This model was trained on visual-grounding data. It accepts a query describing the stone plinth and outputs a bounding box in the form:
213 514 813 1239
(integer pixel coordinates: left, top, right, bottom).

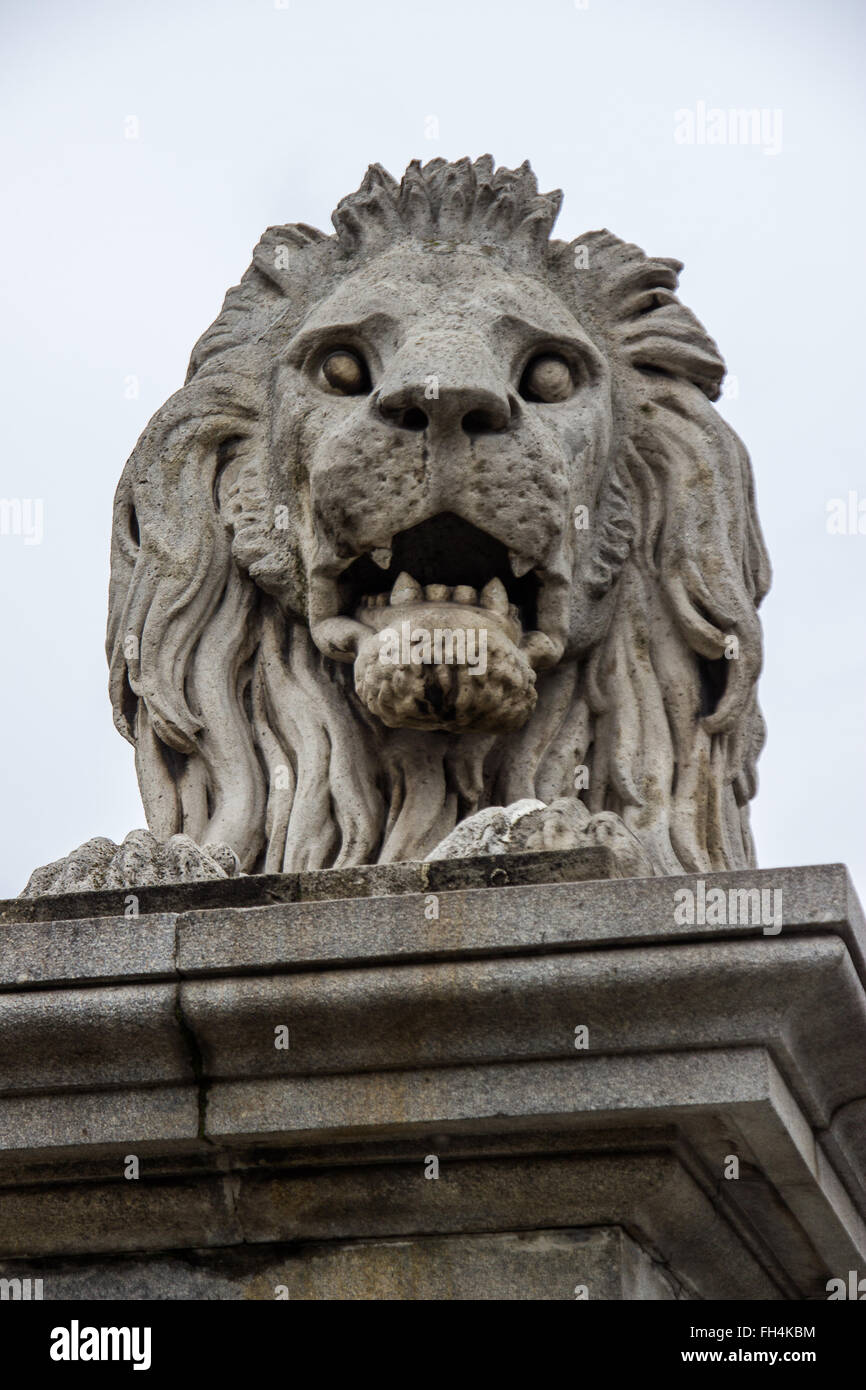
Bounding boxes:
1 852 864 1300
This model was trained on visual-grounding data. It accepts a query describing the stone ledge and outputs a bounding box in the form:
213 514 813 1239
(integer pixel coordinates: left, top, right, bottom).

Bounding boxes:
0 859 863 1300
0 845 618 925
0 1225 682 1300
1 862 863 992
0 1148 788 1298
3 937 862 1131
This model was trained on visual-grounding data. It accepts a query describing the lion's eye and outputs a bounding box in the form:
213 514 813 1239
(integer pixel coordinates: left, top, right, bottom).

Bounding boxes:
520 354 573 403
321 349 369 395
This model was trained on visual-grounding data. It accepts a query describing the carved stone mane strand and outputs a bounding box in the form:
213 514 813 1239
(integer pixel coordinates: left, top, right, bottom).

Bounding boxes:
107 157 770 875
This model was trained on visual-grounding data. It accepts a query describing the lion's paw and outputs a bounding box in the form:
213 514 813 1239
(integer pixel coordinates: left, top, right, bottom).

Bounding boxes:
19 830 241 898
426 798 653 878
424 799 546 860
572 810 653 878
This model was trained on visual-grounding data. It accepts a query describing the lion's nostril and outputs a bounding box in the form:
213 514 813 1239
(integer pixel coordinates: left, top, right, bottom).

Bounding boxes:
401 407 428 431
462 409 497 435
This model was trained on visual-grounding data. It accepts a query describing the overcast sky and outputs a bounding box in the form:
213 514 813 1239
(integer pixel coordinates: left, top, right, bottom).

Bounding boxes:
1 0 863 900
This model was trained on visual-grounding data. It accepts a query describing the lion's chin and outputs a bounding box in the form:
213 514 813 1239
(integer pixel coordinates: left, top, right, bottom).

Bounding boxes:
352 600 537 733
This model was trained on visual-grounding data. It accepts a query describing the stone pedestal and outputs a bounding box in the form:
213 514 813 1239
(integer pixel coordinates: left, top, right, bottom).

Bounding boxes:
1 853 864 1300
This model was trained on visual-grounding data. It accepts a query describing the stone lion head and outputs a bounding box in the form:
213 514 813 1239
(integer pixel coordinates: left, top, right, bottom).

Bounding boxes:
108 157 770 875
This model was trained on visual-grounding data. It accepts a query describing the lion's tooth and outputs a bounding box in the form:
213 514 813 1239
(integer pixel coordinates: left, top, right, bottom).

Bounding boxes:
390 572 423 605
374 594 388 607
453 585 478 605
480 577 508 614
509 550 534 578
371 547 392 570
508 603 520 624
425 584 451 602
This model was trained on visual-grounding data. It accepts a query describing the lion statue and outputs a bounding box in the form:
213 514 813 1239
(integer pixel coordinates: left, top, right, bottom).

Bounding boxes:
22 156 770 896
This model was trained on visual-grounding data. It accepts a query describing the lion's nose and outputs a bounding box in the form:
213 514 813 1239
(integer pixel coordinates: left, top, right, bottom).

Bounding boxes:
377 384 511 435
375 334 513 436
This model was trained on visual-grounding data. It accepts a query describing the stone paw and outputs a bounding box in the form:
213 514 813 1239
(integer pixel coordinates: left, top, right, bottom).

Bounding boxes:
426 797 653 878
570 809 653 878
19 829 241 898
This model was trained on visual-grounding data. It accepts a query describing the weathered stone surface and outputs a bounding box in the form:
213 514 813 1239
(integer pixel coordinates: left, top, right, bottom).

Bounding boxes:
22 156 770 892
0 1227 680 1300
0 863 863 1299
0 1087 199 1158
0 1148 782 1297
21 831 241 898
1 845 616 926
174 939 863 1106
0 982 192 1094
5 157 862 1307
426 796 653 877
4 857 863 975
0 1172 239 1259
0 912 178 986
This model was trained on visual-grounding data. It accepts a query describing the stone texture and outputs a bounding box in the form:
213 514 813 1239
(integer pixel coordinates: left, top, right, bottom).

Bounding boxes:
0 861 864 1299
21 831 240 898
2 844 617 927
22 155 770 892
6 158 861 1308
0 912 178 986
172 939 863 1099
0 1227 680 1301
426 796 653 876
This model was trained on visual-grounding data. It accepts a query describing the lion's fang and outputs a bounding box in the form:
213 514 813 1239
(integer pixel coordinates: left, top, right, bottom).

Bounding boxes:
390 572 423 604
371 547 392 570
509 550 534 578
480 577 509 614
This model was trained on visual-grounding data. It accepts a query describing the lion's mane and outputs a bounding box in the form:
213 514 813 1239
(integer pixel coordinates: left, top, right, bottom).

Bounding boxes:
107 157 770 875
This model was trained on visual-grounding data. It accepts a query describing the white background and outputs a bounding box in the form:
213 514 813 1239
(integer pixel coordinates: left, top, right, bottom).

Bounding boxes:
1 0 863 899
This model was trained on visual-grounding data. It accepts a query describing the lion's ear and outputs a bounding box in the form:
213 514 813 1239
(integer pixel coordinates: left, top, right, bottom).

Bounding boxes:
185 223 328 380
558 231 727 400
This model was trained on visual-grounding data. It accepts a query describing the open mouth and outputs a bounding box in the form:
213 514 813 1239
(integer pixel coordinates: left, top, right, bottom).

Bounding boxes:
338 513 539 628
309 511 568 672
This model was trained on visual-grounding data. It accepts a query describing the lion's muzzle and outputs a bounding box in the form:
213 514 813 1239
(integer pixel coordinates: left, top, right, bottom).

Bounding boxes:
309 511 566 733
